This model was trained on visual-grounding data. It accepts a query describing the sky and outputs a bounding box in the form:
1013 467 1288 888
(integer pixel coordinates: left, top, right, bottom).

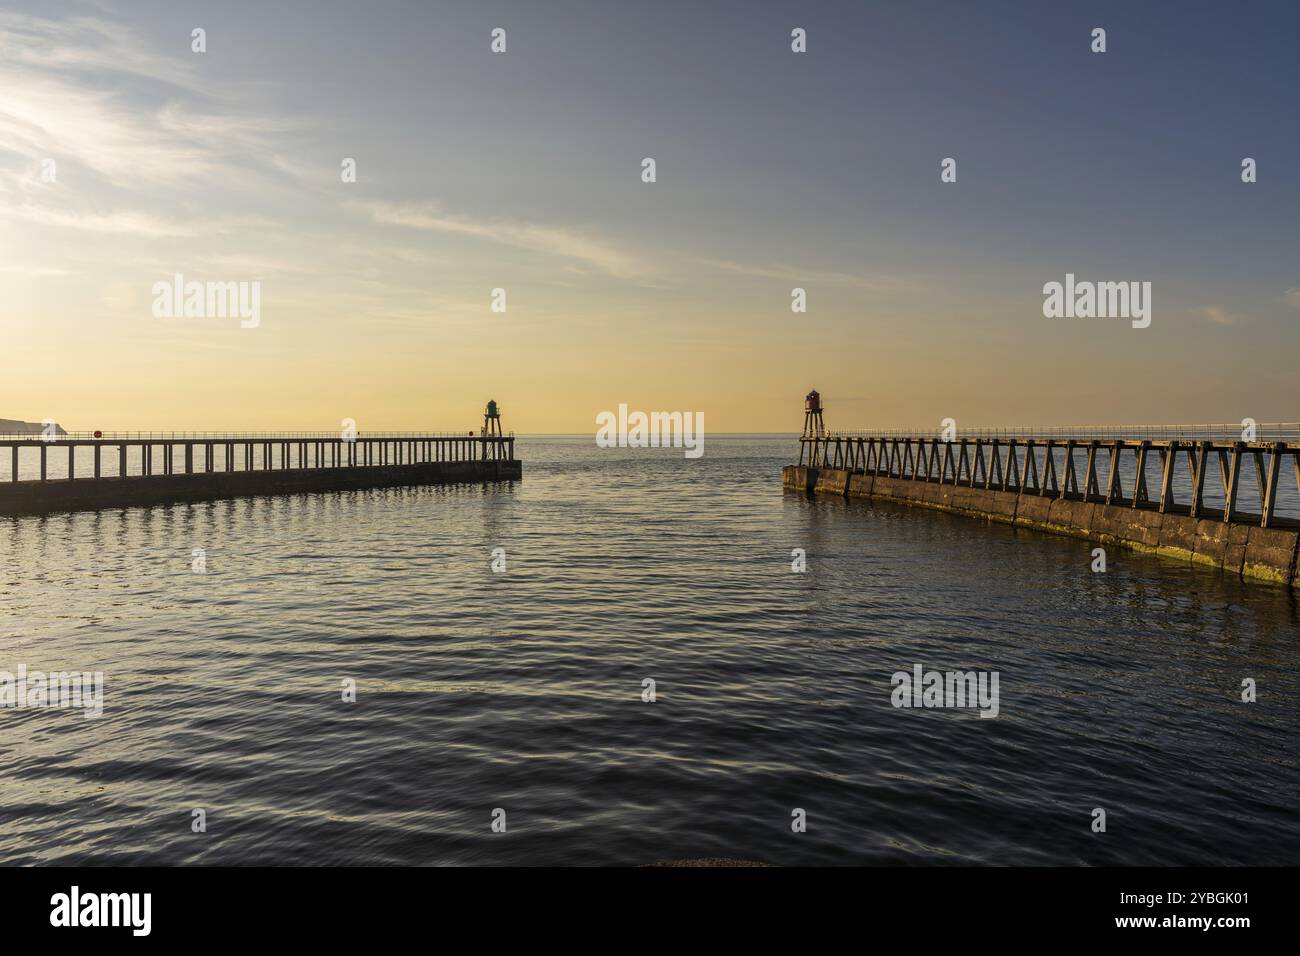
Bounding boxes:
1 0 1298 433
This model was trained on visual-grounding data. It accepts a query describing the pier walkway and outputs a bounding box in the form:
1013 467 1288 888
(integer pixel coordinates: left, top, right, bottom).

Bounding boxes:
0 430 520 516
784 393 1300 587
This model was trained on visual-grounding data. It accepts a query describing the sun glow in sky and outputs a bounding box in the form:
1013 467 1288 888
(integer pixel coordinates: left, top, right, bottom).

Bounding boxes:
2 0 1299 433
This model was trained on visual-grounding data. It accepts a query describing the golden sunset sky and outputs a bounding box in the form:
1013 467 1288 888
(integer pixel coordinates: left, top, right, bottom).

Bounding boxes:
3 2 1298 433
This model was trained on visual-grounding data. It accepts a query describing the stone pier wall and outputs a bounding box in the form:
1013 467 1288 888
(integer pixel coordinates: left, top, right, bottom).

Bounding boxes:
0 460 522 517
783 465 1299 587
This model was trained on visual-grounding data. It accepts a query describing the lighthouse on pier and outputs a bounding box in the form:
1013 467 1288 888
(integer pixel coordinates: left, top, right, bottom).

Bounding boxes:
802 390 825 439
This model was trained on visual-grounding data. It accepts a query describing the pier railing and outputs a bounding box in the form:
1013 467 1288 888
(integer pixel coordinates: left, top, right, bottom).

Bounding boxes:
799 430 1300 527
0 430 513 441
0 432 516 484
823 423 1300 441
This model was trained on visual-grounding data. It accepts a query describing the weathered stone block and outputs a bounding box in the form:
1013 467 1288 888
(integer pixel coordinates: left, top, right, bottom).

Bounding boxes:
1155 513 1198 563
814 468 851 496
847 473 873 498
1241 526 1299 585
1224 523 1251 576
1015 494 1053 528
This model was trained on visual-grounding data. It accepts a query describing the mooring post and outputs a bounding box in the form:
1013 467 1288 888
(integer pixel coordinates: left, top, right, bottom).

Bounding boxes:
40 444 46 482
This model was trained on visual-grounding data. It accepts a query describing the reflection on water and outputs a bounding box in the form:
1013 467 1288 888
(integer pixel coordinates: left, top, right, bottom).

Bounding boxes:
1 437 1297 865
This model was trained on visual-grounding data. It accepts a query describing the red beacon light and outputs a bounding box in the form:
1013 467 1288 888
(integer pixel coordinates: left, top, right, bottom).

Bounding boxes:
93 430 103 439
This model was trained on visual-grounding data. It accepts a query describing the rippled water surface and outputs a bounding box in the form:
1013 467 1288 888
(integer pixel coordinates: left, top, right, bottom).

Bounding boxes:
2 437 1297 865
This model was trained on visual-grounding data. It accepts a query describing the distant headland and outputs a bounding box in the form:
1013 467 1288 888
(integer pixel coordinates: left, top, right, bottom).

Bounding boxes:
0 418 66 436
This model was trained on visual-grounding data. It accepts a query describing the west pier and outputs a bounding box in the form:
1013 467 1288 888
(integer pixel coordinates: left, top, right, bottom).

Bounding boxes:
783 392 1300 587
0 404 520 517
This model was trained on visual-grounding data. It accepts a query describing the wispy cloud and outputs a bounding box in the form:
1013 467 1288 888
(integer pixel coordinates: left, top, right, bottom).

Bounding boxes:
1284 288 1300 308
347 200 647 279
0 263 70 277
1 203 197 237
696 256 911 291
0 12 199 89
0 8 307 247
0 12 221 189
1197 305 1240 325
